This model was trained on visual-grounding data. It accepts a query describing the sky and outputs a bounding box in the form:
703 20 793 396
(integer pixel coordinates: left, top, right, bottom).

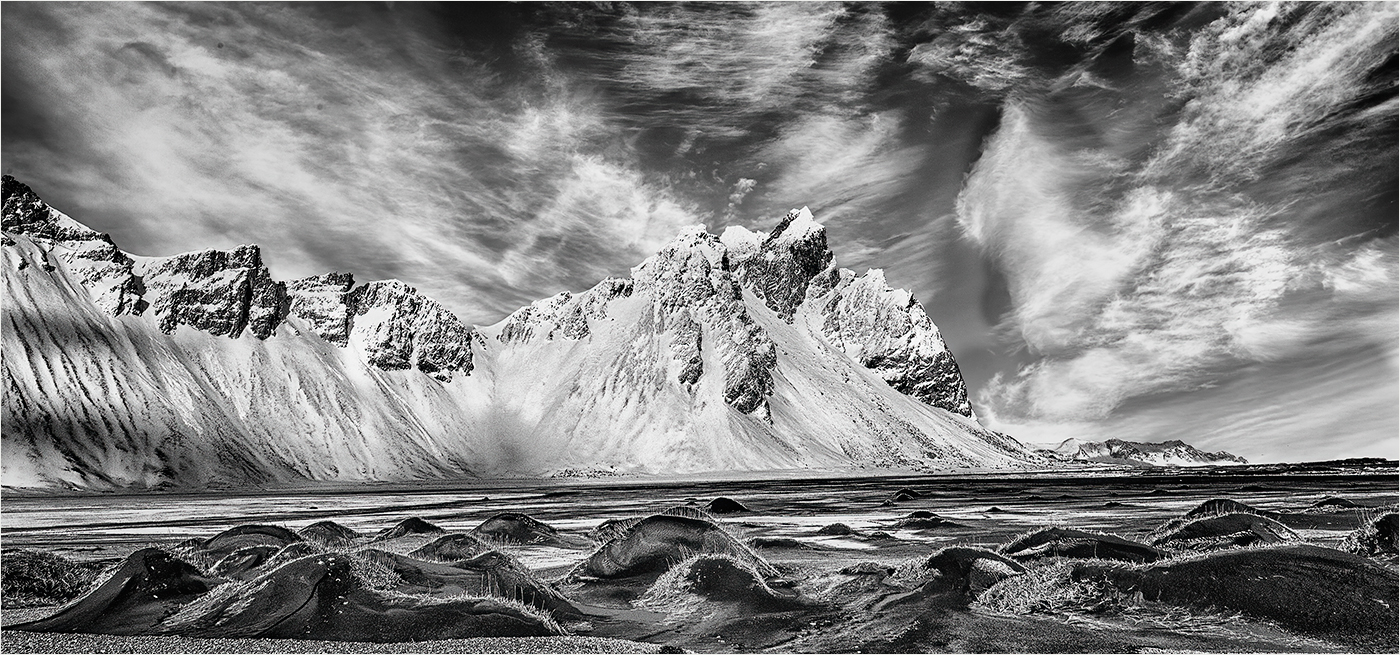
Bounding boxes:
3 2 1396 463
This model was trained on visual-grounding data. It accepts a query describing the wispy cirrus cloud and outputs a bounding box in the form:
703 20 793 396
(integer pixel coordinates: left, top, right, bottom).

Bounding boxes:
959 3 1398 461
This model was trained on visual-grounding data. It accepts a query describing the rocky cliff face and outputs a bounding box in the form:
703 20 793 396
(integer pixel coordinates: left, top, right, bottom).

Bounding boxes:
136 245 289 340
349 280 473 382
631 227 777 416
287 273 355 345
1 176 145 316
1 174 475 381
2 176 1036 489
719 207 974 418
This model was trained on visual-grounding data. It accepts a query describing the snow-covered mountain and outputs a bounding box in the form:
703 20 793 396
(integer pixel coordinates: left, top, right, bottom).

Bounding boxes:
1041 438 1248 467
2 175 1040 489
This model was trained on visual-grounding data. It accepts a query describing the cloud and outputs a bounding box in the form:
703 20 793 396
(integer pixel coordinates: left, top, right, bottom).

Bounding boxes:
961 3 1398 459
1 3 705 322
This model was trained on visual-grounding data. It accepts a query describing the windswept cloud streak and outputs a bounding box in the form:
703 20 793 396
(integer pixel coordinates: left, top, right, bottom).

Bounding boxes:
954 3 1398 461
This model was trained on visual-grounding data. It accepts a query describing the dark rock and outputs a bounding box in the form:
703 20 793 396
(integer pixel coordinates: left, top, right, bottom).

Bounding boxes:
816 523 856 536
632 227 777 416
1 175 145 316
817 268 973 417
139 245 289 340
725 207 834 322
348 281 475 381
286 273 354 345
497 278 633 343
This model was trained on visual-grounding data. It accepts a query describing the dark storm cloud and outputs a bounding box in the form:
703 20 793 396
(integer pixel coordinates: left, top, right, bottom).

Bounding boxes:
3 2 1394 462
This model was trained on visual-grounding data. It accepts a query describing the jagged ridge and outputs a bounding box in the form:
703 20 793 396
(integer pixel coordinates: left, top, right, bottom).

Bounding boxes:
2 176 1038 489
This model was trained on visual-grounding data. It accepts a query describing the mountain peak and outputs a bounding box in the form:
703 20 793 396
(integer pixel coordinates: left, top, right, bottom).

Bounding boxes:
3 178 1031 488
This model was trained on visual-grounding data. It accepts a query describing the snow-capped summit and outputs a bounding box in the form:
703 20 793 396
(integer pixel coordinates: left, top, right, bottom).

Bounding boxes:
2 176 1038 489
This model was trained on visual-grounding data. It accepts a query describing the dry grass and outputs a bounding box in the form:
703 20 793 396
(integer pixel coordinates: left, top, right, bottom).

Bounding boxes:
0 549 115 609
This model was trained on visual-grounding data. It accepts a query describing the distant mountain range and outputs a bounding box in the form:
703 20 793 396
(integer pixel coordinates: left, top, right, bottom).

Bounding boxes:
2 175 1040 490
1040 438 1249 467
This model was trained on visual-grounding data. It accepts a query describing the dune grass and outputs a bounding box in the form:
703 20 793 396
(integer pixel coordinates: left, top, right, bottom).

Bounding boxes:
0 549 115 608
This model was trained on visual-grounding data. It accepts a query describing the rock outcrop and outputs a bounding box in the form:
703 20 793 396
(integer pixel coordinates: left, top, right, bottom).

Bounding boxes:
817 269 972 417
2 176 145 316
348 280 473 381
720 207 973 417
631 227 777 416
137 245 289 340
287 272 355 345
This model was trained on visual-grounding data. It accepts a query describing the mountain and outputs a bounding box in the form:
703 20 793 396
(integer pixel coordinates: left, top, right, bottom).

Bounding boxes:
1041 438 1249 467
1 175 1040 490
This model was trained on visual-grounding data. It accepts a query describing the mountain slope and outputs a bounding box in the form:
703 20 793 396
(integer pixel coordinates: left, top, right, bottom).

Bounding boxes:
1042 438 1249 467
2 176 1039 489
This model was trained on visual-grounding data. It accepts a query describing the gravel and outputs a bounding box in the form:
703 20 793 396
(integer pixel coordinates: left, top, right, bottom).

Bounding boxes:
0 632 675 654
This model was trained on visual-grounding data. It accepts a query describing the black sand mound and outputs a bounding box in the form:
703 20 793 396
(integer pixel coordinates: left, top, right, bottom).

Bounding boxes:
999 527 1164 563
578 515 774 579
1309 496 1360 510
1342 512 1399 557
210 545 281 580
201 525 302 560
372 517 445 542
1184 498 1274 519
891 513 965 530
472 513 562 545
587 506 718 546
704 497 750 514
158 553 561 642
815 523 856 536
261 543 324 573
748 537 825 550
353 549 577 617
409 533 495 562
921 547 1027 596
640 554 803 613
298 521 361 547
881 488 921 505
1150 512 1299 550
10 548 220 635
0 549 114 609
1072 544 1399 650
